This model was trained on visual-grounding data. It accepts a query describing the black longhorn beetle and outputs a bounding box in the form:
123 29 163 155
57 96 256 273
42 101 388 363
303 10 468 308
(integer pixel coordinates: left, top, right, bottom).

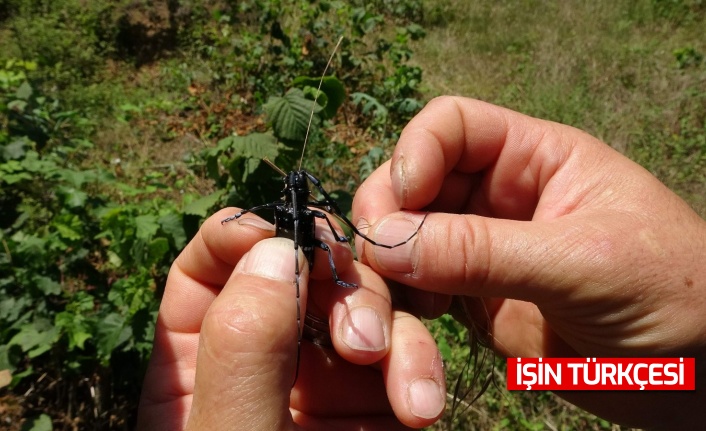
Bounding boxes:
221 37 427 384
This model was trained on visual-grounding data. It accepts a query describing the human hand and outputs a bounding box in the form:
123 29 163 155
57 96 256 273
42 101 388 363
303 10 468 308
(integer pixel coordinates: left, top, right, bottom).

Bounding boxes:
352 96 706 429
136 208 446 431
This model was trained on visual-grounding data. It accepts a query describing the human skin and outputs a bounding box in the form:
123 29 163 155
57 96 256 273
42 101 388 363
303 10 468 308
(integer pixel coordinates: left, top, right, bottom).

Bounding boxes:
351 96 706 430
136 208 446 431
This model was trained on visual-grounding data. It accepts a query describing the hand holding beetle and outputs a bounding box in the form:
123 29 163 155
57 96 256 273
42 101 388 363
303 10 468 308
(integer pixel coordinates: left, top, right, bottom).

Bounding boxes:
136 210 445 430
352 96 706 429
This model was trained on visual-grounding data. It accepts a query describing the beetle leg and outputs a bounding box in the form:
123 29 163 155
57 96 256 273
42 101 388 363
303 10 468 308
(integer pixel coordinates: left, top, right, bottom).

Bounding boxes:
313 239 356 288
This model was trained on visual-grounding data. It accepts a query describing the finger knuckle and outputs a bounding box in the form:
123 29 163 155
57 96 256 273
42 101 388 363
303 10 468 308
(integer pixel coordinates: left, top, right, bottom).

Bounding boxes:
202 296 290 362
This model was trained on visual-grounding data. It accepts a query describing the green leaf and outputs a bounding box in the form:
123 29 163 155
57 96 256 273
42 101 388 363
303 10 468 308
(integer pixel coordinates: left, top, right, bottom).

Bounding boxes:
107 250 122 267
54 222 82 241
7 100 27 112
2 137 31 159
264 88 321 142
64 188 88 208
351 92 388 118
301 85 329 113
159 212 186 249
21 413 53 431
0 172 32 184
292 75 346 119
437 336 453 362
0 346 13 374
34 276 61 295
183 190 226 217
231 133 280 160
0 296 31 322
15 82 33 100
13 232 46 256
146 237 170 265
54 311 92 351
96 312 131 364
58 168 89 188
244 157 261 179
204 152 220 180
397 97 423 114
9 324 59 358
220 133 280 183
68 331 91 351
9 366 33 388
134 214 160 240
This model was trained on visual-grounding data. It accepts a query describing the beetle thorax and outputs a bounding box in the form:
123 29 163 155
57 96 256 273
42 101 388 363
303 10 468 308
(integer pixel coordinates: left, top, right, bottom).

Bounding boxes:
283 171 310 203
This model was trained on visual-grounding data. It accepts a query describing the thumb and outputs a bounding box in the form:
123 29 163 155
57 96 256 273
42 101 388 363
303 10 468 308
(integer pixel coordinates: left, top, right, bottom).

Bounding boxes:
359 211 599 303
186 237 306 431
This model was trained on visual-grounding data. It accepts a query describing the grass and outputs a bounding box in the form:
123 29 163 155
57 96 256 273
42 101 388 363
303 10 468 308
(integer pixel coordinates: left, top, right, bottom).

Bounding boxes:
413 1 705 429
415 0 705 216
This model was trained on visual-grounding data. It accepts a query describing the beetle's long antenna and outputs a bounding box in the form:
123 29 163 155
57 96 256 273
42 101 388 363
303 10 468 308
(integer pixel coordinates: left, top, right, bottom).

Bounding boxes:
263 157 287 177
298 36 344 171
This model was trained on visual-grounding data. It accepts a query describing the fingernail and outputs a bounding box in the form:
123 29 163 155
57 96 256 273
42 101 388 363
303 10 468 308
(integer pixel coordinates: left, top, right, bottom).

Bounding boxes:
240 238 301 282
407 377 445 419
354 218 370 262
372 217 420 273
341 306 386 351
355 217 370 237
237 216 275 232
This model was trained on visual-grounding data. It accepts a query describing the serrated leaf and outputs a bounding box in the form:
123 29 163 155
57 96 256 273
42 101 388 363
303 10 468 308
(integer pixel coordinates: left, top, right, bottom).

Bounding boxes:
67 331 91 351
34 276 61 295
54 222 81 241
225 133 280 183
292 75 346 119
55 307 92 351
183 190 226 217
230 133 279 160
264 88 321 141
134 215 159 240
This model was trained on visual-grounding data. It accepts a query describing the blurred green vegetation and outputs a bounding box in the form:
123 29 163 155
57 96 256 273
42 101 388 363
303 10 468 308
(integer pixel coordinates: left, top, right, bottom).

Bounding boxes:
1 0 704 430
416 0 705 216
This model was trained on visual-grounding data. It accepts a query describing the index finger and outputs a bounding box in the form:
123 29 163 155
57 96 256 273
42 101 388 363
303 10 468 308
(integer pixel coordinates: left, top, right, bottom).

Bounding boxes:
158 207 275 334
355 96 577 223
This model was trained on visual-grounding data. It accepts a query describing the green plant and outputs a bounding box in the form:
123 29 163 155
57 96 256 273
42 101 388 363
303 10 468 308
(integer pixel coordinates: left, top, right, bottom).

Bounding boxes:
201 75 346 212
674 46 704 69
0 61 194 427
0 1 433 427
